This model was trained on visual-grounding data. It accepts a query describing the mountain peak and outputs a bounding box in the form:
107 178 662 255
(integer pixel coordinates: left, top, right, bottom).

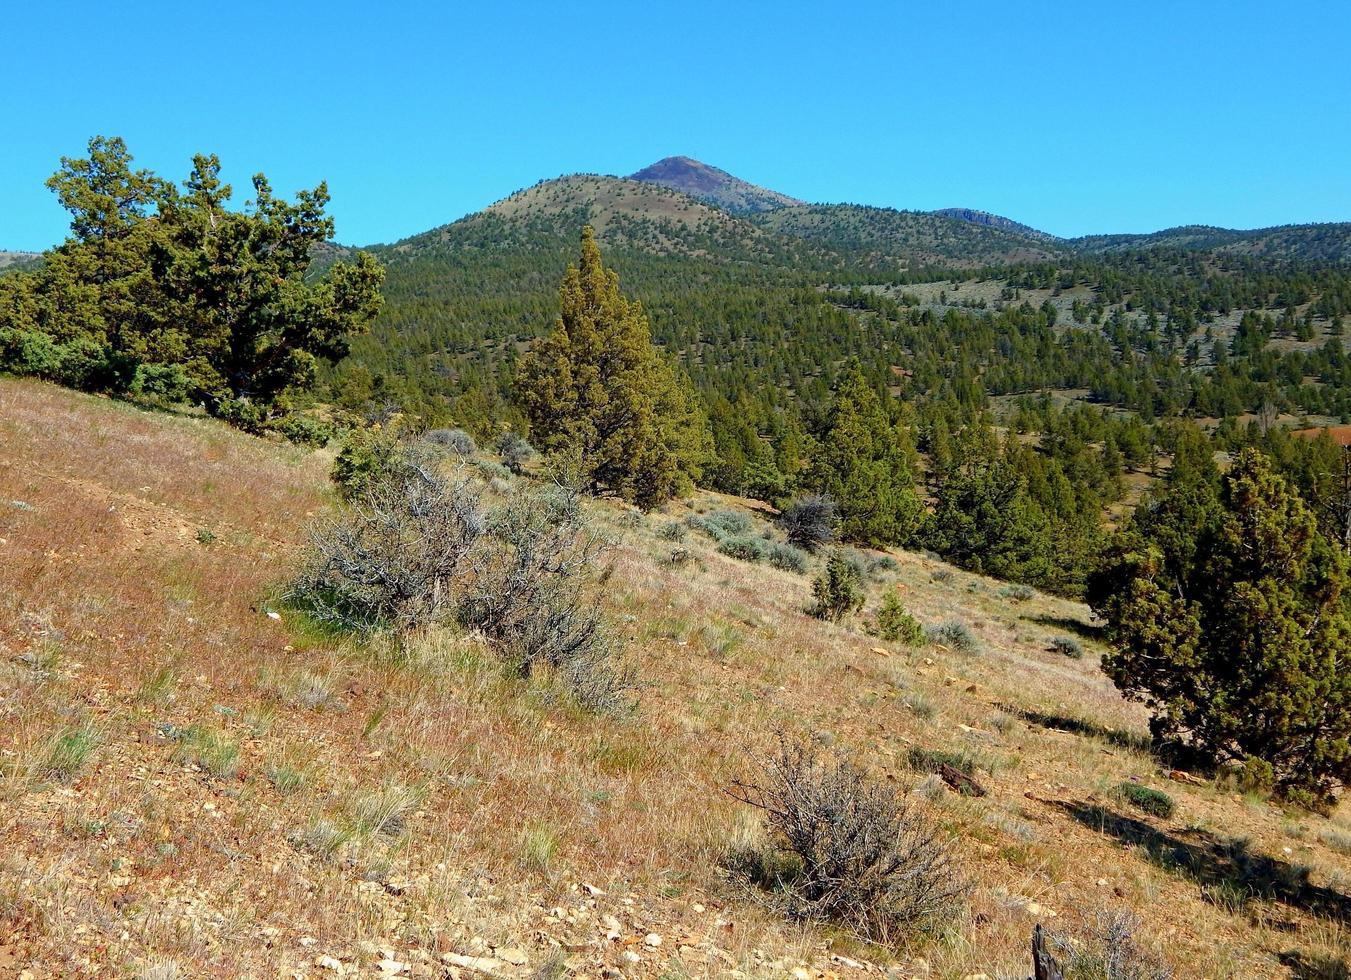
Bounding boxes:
628 156 803 214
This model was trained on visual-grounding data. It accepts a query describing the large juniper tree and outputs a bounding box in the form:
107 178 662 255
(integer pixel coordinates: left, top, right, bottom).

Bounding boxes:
516 226 712 509
0 136 385 432
804 367 921 547
1089 448 1351 808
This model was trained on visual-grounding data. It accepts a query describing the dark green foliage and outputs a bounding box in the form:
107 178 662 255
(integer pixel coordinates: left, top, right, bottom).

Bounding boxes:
516 227 712 509
331 425 405 500
0 136 384 432
874 592 924 645
804 368 921 547
809 550 865 621
1090 448 1351 808
1116 782 1176 819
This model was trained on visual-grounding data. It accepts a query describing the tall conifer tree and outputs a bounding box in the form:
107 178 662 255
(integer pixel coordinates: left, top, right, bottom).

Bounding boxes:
517 226 711 509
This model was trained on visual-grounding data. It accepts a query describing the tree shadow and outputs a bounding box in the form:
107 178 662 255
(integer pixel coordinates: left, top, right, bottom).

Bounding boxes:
1279 950 1351 980
1009 707 1153 754
1025 613 1106 642
1056 800 1351 924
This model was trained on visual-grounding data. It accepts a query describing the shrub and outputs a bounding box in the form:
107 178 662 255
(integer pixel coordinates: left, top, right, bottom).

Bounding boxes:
767 541 809 574
330 424 405 500
808 550 864 621
1051 636 1084 659
457 484 632 712
718 534 768 563
778 495 837 552
657 521 686 542
1052 909 1173 980
688 508 752 541
267 413 334 448
296 466 487 631
727 735 965 944
874 592 924 645
925 619 979 653
128 362 190 404
1115 782 1175 819
423 428 476 455
497 431 535 474
1000 583 1036 602
906 747 978 777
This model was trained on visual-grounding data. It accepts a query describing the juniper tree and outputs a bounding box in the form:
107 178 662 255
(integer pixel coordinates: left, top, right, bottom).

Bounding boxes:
516 226 712 509
804 367 921 547
1089 448 1351 809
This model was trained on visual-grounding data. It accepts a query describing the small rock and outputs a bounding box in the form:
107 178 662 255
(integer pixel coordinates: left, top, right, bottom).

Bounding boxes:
621 950 642 964
691 902 705 913
498 948 527 966
581 882 605 896
315 955 344 972
832 954 867 970
644 933 662 948
377 960 408 976
266 610 282 620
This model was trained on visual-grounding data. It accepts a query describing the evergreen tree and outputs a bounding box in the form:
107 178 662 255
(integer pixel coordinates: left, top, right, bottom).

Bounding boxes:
803 368 921 547
516 226 712 509
1089 449 1351 808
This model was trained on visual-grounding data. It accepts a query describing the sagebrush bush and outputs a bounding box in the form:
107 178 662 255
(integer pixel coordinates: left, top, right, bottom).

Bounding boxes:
809 550 865 621
298 465 486 631
457 484 632 711
497 431 535 474
1053 909 1174 980
767 541 809 574
297 468 631 711
1051 635 1084 659
1000 583 1037 602
925 618 979 652
688 508 752 541
657 521 686 541
727 736 965 944
718 534 768 563
778 495 837 552
423 428 476 455
874 592 924 645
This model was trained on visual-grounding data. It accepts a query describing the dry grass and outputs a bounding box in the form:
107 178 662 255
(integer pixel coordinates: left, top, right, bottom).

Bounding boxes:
1 378 1350 976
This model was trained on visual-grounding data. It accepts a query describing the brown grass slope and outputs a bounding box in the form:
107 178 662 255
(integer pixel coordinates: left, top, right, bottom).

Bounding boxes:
3 379 1351 977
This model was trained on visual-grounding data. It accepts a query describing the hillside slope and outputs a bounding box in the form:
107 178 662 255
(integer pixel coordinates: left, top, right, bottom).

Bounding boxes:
4 379 1351 976
1072 222 1351 263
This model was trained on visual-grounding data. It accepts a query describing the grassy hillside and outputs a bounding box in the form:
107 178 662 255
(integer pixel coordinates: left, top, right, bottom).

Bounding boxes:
5 379 1351 976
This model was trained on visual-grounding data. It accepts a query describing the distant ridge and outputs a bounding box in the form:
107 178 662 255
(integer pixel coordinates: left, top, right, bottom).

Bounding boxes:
628 156 804 214
932 207 1059 243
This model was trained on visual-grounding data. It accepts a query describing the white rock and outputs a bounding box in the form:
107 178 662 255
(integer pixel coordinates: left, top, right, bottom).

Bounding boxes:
315 955 344 972
621 950 642 964
644 933 662 948
498 948 527 966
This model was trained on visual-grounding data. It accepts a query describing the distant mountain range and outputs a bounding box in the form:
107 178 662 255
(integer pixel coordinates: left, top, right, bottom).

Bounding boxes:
376 156 1351 269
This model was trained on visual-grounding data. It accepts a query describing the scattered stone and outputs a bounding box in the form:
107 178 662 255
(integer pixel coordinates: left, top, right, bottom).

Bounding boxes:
441 953 502 975
1025 902 1058 918
376 959 409 975
832 953 868 969
621 950 641 964
498 948 527 966
315 955 344 972
644 933 662 948
581 882 606 896
691 902 705 914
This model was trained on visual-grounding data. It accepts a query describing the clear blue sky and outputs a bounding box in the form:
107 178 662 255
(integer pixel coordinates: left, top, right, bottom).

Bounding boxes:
3 0 1348 250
